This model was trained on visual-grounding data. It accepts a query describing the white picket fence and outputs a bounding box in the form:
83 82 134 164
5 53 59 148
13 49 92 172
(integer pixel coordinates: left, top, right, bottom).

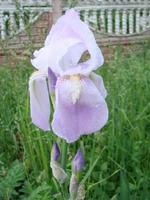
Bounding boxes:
0 0 150 39
77 3 150 35
0 0 51 39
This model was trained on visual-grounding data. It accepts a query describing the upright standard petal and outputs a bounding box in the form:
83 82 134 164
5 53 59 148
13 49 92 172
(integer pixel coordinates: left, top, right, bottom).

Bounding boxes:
29 71 51 130
61 9 104 71
31 9 104 76
52 76 108 143
31 37 82 75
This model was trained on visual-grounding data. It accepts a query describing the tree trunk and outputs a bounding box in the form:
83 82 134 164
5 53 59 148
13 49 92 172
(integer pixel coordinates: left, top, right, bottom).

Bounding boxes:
52 0 63 23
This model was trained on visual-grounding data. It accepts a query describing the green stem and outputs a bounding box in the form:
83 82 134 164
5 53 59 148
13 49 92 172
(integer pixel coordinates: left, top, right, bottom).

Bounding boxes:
61 140 68 199
80 140 85 155
61 140 67 170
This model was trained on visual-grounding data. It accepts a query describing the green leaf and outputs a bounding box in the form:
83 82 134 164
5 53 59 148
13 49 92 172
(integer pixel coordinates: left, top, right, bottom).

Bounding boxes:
119 171 130 200
0 160 25 199
80 147 106 185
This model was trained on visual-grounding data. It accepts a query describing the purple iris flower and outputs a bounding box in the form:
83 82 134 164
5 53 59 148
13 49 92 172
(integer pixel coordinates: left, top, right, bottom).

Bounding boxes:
29 9 108 143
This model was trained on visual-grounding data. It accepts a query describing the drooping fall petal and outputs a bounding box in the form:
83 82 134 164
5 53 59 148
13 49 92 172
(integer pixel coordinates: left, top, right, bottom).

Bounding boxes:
52 75 108 143
90 72 107 98
29 71 51 130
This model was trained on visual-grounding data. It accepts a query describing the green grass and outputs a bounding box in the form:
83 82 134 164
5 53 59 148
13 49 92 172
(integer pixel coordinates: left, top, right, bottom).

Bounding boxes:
0 44 150 200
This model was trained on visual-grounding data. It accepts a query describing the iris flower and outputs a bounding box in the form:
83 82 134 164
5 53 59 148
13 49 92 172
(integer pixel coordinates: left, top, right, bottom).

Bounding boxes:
29 9 108 143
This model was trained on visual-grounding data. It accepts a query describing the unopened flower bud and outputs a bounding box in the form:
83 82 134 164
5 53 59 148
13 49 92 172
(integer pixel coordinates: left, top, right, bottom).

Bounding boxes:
72 149 85 174
69 174 85 200
50 160 67 184
50 142 67 184
69 174 79 200
76 184 85 200
51 142 60 161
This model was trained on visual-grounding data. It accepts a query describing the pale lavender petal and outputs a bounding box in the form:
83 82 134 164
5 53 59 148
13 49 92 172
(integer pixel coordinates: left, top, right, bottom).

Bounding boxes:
31 37 82 75
51 142 60 161
52 76 108 143
61 9 104 72
59 43 86 72
29 71 51 130
72 149 85 173
31 9 104 75
90 72 107 98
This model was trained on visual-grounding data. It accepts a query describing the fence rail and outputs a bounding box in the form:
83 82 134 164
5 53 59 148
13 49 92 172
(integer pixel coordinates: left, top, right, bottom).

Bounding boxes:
0 0 51 6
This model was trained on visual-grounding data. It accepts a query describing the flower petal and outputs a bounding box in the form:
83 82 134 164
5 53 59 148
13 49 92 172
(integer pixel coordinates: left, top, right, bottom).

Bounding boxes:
51 142 60 161
29 71 51 130
61 9 104 71
31 37 82 75
31 9 104 76
90 72 107 98
52 76 108 143
48 68 57 93
50 160 67 184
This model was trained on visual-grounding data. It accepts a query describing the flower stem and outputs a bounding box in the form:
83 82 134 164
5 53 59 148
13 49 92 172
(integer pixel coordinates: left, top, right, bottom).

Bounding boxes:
61 140 68 199
61 140 67 170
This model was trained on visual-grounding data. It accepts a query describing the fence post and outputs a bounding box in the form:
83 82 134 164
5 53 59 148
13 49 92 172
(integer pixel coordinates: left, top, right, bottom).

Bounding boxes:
115 9 120 35
52 0 62 24
122 9 127 34
135 8 140 33
129 9 134 34
0 12 5 39
107 9 113 34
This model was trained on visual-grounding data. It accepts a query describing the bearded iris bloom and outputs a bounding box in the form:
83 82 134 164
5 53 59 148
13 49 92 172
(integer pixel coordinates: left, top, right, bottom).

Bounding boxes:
29 9 108 143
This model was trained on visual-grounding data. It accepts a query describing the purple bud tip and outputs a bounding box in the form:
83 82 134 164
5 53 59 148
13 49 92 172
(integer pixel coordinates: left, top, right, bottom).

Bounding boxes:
51 142 60 161
72 149 85 173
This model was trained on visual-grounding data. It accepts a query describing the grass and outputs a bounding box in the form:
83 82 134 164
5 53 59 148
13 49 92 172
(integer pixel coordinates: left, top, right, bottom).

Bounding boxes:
0 43 150 200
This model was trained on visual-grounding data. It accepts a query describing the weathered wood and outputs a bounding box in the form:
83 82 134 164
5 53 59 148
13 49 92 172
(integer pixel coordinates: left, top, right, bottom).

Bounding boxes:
52 0 62 23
